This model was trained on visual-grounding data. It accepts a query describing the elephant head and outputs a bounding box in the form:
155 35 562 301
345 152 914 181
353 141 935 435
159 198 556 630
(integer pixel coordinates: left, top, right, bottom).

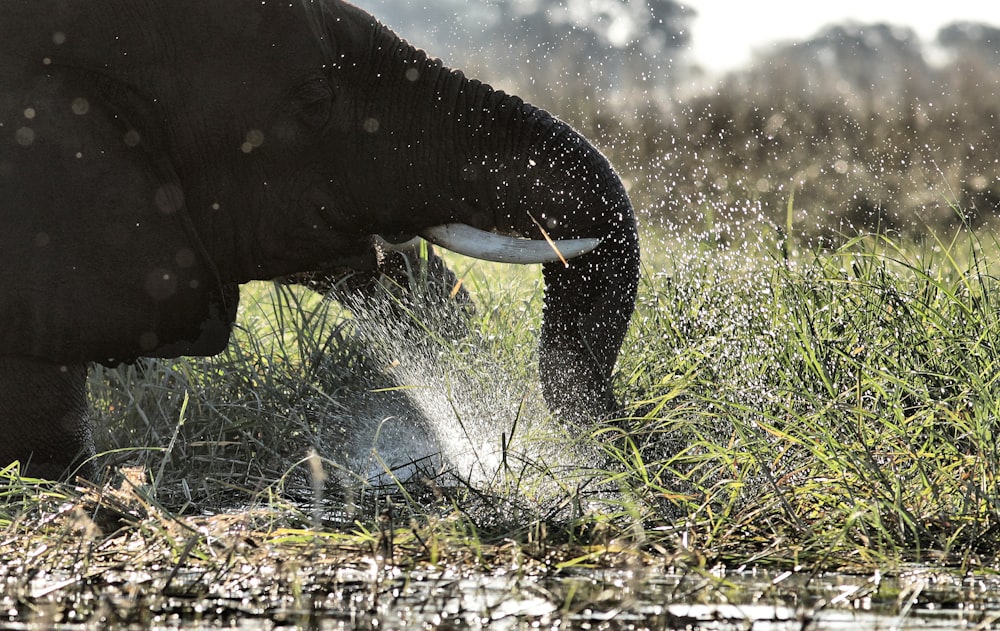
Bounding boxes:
0 0 639 478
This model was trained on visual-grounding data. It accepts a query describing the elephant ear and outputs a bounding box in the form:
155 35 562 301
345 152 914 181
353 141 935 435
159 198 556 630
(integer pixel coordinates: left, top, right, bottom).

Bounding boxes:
0 68 235 363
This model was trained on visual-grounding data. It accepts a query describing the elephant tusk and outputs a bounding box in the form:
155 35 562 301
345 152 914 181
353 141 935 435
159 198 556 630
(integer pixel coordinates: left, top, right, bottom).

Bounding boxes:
418 223 600 265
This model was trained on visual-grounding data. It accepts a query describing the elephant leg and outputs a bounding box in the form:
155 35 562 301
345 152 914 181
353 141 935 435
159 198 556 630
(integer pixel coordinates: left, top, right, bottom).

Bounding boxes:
0 357 95 480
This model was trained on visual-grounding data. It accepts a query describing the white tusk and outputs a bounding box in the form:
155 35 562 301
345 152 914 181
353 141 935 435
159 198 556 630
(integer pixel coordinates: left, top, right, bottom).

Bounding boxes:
419 223 600 264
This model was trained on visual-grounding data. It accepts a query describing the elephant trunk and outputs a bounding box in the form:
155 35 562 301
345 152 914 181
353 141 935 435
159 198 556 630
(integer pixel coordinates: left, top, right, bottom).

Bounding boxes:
475 90 641 420
374 35 640 420
530 122 639 420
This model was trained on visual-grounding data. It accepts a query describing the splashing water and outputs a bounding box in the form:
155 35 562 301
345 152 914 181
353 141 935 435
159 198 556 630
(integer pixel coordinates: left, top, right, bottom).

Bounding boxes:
323 294 583 501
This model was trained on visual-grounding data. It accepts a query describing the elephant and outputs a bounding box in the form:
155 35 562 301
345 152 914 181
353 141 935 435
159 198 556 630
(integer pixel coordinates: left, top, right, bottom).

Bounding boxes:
0 0 640 481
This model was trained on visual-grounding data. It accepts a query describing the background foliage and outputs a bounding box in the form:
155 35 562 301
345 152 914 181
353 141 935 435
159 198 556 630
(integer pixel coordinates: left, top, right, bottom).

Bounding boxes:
359 1 1000 241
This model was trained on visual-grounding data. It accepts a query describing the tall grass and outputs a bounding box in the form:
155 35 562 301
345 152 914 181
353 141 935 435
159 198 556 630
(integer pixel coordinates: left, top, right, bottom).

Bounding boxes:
85 265 558 520
609 224 1000 568
4 222 1000 572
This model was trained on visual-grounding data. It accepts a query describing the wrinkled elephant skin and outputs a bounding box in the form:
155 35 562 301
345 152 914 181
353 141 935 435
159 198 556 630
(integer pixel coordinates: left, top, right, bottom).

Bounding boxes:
0 0 640 480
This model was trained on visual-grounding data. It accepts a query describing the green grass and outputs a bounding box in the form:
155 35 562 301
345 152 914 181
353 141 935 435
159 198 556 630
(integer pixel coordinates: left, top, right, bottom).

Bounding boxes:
4 221 1000 582
609 225 1000 569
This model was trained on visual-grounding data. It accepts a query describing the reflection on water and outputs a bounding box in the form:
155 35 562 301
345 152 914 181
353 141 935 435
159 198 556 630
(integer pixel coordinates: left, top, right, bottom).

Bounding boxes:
9 563 1000 630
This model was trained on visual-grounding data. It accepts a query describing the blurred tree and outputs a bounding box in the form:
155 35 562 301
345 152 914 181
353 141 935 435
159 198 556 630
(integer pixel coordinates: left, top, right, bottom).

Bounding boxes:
629 19 1000 240
353 0 694 120
742 22 929 111
935 22 1000 223
938 21 1000 61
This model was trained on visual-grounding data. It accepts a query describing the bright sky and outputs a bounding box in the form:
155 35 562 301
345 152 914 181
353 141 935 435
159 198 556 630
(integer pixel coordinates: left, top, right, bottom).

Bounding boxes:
687 0 1000 73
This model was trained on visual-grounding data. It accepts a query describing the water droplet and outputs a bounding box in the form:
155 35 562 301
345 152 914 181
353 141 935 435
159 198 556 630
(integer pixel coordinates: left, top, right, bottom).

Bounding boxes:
139 332 158 351
175 248 196 268
241 129 265 153
15 127 34 146
153 184 185 214
71 98 89 115
145 268 177 301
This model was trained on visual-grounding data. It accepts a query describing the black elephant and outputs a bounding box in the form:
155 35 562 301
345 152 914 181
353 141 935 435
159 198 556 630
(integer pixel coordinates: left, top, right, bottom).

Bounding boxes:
0 0 640 480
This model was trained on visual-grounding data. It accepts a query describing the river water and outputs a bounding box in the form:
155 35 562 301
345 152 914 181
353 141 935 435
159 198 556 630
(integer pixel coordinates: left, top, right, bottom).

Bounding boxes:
322 565 998 630
10 562 994 630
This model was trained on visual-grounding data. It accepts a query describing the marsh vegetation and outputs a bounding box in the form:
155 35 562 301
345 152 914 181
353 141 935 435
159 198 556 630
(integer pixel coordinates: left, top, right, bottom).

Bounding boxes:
5 7 1000 629
5 224 1000 627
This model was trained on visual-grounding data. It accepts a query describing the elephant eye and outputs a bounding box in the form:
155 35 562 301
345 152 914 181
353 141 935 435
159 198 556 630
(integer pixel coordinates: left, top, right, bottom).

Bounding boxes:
293 77 334 131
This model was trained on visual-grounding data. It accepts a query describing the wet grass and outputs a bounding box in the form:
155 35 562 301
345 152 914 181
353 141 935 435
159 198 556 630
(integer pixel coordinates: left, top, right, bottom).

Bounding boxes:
4 221 1000 626
611 223 1000 571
